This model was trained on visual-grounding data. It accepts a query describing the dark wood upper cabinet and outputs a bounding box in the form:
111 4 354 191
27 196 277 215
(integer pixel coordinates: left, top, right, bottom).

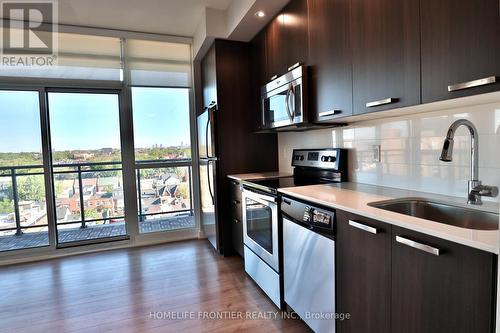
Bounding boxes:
421 0 500 103
308 0 352 121
391 226 496 333
351 0 420 114
266 14 285 79
202 46 217 109
266 0 309 79
336 211 391 333
250 29 268 88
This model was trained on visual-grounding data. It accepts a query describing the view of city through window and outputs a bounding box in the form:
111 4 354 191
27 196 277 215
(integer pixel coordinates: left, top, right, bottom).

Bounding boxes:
0 87 193 250
132 87 193 233
0 91 49 249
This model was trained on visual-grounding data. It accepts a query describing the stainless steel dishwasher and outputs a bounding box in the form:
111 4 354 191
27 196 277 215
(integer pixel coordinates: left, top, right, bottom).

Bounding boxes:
281 196 335 333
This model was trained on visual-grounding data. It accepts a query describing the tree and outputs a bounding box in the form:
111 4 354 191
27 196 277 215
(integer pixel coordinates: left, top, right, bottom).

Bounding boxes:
85 209 102 219
102 185 114 194
176 183 189 199
17 175 45 202
55 182 64 197
0 198 13 214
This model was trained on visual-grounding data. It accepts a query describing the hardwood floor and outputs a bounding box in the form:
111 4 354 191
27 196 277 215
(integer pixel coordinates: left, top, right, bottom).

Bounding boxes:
0 240 311 333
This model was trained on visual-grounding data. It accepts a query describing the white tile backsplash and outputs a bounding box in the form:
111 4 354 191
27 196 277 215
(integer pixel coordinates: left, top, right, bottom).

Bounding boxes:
278 100 500 202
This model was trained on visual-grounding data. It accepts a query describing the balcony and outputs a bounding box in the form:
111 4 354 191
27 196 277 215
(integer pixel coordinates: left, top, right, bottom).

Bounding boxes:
0 163 195 252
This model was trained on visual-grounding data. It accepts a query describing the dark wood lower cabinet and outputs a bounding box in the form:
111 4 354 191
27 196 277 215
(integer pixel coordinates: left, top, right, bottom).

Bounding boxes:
391 226 496 333
336 210 496 333
336 211 391 333
230 180 243 257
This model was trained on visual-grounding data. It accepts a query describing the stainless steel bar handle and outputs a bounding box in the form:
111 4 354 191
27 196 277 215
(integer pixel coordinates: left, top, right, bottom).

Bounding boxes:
318 110 341 118
448 76 497 92
366 97 397 108
284 85 295 122
242 189 277 203
395 236 440 256
206 160 215 205
287 62 301 71
348 220 379 234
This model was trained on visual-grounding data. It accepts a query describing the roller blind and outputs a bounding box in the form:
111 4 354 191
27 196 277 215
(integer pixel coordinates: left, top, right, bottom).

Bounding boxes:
0 30 122 81
125 39 191 87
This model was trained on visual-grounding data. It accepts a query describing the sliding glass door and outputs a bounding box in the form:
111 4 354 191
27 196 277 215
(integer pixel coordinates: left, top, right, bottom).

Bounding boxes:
47 91 127 245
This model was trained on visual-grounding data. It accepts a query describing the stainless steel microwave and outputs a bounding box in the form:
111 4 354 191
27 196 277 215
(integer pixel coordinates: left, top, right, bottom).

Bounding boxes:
261 65 307 130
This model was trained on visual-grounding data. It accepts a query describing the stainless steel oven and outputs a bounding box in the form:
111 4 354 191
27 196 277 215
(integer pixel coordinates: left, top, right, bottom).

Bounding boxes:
242 187 279 271
261 64 307 130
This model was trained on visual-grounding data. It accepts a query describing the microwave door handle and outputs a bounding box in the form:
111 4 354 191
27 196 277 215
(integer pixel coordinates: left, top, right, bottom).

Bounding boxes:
285 86 294 122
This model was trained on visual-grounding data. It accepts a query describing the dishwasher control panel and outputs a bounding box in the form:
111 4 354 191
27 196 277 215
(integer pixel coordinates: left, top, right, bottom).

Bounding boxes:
281 196 335 237
303 206 333 229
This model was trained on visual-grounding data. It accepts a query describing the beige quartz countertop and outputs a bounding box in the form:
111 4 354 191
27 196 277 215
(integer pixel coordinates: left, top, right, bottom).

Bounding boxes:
228 172 292 181
278 183 499 254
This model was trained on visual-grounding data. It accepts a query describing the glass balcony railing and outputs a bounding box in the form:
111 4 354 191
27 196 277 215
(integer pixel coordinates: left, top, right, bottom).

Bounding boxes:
0 162 195 243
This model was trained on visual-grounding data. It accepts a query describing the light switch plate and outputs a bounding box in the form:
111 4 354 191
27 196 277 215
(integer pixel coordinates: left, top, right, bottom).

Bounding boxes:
372 145 381 163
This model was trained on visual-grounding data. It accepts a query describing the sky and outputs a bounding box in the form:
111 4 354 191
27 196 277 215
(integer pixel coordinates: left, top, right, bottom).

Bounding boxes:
0 88 191 153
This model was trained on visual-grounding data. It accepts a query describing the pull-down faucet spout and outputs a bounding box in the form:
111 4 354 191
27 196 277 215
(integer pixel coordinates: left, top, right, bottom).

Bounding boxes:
439 119 498 205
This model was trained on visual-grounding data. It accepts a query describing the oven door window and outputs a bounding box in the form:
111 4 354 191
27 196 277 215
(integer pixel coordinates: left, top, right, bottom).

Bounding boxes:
245 196 273 254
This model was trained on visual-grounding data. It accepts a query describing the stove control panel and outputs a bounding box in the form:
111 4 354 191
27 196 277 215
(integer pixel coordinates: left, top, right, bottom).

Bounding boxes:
292 148 346 171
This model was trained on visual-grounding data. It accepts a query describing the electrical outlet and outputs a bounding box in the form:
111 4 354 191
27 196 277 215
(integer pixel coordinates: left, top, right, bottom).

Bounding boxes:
372 145 381 163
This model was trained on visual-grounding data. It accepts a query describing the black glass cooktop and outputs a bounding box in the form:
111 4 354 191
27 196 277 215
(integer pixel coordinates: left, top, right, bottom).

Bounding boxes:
245 176 323 190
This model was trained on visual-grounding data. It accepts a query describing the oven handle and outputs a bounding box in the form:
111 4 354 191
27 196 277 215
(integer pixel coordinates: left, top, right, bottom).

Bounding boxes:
242 188 277 204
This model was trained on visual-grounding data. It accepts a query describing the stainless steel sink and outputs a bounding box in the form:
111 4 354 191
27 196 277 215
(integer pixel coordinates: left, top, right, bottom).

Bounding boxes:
368 198 499 230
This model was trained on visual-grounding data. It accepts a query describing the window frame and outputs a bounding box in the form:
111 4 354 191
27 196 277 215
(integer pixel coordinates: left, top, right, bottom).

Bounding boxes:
0 29 200 259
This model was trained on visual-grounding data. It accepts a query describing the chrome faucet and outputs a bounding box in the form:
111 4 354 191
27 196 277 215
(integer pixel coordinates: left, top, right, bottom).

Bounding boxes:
439 119 498 205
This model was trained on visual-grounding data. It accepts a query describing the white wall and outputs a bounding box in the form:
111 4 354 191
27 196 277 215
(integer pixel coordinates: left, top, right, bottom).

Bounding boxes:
278 100 500 202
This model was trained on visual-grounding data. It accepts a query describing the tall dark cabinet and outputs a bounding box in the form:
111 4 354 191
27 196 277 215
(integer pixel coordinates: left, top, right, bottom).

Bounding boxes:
197 40 278 256
420 0 500 103
350 0 420 114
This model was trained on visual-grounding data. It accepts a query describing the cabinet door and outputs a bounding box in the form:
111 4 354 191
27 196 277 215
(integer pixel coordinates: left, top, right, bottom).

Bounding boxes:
266 15 286 79
250 29 268 88
282 0 309 71
266 0 309 78
336 211 391 333
202 45 217 108
421 0 500 103
392 226 496 333
351 0 420 114
308 0 352 121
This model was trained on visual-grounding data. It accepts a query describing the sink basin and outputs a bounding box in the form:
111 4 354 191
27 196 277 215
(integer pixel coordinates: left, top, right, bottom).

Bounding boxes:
368 198 499 230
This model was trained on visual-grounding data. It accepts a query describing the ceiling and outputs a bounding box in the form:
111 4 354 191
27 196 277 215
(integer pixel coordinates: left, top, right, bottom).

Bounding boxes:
52 0 234 37
1 0 289 58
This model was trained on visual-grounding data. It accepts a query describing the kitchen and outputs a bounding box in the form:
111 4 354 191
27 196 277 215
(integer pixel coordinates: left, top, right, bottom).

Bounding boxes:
0 0 499 332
